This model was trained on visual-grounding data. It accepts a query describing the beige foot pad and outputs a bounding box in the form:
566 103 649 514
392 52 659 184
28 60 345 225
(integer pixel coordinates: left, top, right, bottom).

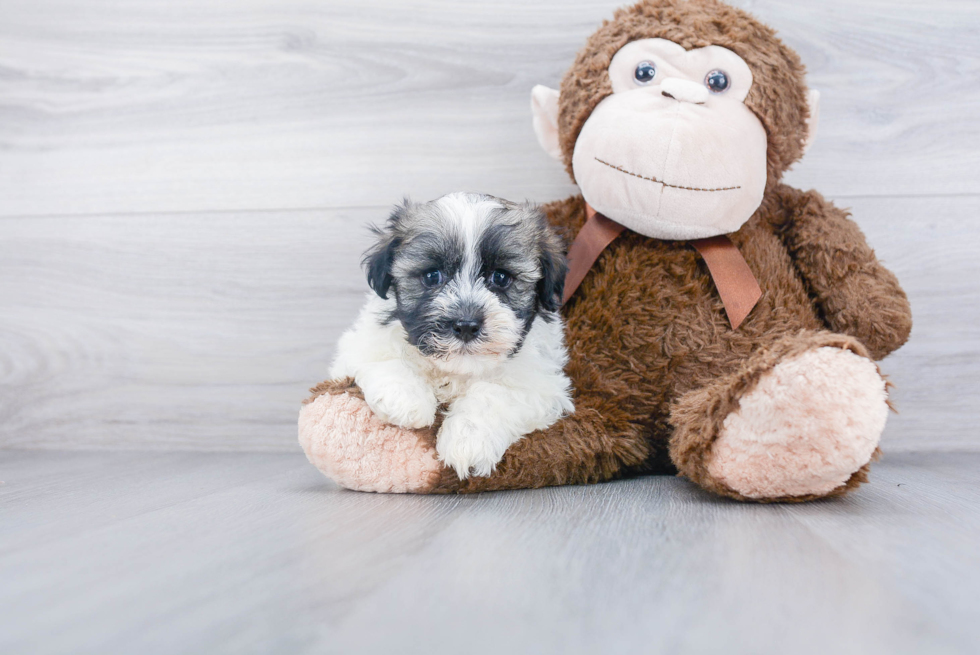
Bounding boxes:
298 392 442 493
708 347 888 499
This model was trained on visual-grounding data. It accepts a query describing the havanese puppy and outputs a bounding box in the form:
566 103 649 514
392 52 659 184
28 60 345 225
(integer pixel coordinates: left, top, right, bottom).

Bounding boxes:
329 192 574 479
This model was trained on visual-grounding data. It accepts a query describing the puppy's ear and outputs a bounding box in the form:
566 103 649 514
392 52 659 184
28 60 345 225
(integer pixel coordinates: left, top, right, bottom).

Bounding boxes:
363 232 396 299
536 215 568 313
362 203 407 299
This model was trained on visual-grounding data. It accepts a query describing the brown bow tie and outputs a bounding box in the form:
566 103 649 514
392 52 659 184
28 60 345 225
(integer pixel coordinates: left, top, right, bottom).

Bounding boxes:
562 203 762 330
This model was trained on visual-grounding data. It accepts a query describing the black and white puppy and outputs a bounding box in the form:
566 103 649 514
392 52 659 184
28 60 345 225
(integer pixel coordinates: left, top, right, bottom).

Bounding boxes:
329 192 574 479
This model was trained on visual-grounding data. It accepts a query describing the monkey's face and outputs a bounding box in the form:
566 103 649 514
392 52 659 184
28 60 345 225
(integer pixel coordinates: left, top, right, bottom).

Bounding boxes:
532 36 801 240
574 39 767 240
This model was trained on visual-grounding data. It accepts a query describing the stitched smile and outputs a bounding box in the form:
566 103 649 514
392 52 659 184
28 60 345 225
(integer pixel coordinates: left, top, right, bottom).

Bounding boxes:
594 157 741 192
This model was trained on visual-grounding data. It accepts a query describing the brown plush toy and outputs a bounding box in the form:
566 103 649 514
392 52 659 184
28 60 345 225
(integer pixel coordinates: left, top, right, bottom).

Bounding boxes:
299 0 912 502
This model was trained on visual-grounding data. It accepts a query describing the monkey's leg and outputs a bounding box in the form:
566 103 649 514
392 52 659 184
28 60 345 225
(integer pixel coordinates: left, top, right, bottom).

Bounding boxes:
299 379 443 493
669 331 889 502
298 379 650 494
436 404 650 493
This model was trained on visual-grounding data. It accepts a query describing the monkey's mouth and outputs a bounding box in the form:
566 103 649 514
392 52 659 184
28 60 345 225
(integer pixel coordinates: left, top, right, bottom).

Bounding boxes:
594 157 740 192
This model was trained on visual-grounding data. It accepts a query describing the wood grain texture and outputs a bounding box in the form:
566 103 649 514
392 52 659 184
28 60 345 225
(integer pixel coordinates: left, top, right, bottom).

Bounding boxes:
0 0 978 217
1 450 978 654
1 0 977 451
0 208 375 450
1 195 978 451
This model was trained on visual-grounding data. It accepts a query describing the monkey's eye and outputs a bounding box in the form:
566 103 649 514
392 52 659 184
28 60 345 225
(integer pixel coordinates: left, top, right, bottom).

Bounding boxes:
489 269 513 289
705 69 730 93
633 61 657 85
420 269 444 288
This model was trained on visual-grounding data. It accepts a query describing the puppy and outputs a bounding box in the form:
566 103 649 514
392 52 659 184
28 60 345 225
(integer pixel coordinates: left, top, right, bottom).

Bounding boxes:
329 192 574 479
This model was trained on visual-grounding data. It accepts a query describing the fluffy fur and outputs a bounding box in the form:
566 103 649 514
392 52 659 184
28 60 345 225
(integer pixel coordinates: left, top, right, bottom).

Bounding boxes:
328 193 574 479
299 0 913 502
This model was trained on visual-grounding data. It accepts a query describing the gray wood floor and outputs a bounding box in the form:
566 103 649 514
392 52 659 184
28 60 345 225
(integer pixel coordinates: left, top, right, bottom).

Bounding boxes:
2 451 979 655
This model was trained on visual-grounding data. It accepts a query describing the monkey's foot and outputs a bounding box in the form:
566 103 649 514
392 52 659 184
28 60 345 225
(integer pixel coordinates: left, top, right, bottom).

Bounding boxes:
707 346 888 499
299 391 442 493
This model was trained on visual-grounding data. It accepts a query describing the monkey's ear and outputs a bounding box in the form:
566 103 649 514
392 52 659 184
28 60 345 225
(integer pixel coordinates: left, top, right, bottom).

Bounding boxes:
531 85 563 161
362 228 398 300
802 89 820 155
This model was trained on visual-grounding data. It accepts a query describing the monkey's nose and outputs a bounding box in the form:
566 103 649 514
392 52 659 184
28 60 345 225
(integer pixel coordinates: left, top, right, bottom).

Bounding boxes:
660 77 709 105
452 319 482 342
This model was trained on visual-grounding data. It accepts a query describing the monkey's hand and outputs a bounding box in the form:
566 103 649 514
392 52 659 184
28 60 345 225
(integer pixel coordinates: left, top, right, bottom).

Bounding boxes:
356 360 438 429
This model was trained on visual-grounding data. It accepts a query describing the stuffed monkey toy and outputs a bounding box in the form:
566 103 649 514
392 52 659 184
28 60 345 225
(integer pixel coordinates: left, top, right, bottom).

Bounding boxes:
299 0 912 502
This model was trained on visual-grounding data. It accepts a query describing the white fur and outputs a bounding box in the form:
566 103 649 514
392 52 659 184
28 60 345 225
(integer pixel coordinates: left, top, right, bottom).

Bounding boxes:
331 190 575 483
331 294 574 478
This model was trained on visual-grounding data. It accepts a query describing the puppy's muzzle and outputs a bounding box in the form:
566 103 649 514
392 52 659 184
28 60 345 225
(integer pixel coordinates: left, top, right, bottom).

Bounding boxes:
452 318 482 343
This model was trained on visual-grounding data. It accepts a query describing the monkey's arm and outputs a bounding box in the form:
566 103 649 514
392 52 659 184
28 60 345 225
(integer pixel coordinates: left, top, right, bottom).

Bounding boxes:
771 185 912 360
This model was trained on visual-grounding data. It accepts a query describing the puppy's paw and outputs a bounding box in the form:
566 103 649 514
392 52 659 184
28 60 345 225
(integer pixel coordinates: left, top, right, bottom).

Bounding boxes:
437 414 513 479
361 378 438 429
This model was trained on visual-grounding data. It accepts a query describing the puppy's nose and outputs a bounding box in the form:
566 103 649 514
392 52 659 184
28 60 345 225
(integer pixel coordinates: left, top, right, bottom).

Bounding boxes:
452 319 482 342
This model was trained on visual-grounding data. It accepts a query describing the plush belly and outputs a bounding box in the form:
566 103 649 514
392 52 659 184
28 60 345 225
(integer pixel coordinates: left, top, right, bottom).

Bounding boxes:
561 217 822 403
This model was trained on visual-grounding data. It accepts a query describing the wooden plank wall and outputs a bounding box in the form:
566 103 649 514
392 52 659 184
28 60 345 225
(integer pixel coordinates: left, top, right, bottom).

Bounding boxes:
1 0 978 451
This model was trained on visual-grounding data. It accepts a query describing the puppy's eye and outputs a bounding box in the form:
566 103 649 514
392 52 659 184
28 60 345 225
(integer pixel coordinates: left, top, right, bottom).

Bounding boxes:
420 269 444 288
489 269 513 289
705 69 730 93
633 61 656 85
